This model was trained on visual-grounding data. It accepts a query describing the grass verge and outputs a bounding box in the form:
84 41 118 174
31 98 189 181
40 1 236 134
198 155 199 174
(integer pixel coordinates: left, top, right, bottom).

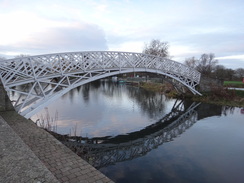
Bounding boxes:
139 81 244 107
224 81 244 88
192 90 244 107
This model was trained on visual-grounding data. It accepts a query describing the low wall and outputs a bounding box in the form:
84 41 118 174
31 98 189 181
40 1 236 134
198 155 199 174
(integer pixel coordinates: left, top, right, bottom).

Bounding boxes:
199 76 224 92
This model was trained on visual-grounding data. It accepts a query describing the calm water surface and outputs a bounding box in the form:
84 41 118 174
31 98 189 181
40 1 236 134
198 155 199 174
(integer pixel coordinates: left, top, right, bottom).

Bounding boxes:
32 80 244 183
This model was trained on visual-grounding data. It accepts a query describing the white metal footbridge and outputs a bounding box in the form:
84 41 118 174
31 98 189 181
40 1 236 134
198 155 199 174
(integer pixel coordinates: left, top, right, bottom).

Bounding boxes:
0 51 201 118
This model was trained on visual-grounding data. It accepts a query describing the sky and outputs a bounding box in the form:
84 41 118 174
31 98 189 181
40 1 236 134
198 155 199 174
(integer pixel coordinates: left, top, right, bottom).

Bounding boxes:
0 0 243 69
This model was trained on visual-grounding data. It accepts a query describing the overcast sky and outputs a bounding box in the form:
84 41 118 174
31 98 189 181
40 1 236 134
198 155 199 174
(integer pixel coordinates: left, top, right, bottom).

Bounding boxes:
0 0 243 69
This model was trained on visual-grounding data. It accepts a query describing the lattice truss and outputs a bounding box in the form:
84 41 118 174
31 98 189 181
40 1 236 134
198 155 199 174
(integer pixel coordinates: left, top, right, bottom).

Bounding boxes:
64 101 200 168
0 51 201 118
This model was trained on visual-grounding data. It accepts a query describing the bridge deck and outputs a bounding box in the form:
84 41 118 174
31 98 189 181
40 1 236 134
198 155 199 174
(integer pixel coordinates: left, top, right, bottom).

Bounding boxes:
0 111 113 183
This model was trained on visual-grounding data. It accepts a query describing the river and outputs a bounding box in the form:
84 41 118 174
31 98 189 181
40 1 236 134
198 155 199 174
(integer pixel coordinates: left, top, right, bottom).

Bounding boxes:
31 79 244 183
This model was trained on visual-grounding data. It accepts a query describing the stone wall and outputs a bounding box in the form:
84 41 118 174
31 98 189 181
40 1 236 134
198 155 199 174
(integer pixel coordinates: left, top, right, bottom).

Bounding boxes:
198 75 224 92
0 81 14 111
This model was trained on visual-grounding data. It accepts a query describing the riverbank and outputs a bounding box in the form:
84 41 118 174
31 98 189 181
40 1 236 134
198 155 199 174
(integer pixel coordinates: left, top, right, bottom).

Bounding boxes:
0 111 113 183
139 82 177 96
138 81 244 107
191 89 244 107
0 115 59 183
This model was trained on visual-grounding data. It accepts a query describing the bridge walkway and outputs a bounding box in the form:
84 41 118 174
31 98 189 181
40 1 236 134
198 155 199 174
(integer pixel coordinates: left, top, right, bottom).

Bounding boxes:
0 111 113 183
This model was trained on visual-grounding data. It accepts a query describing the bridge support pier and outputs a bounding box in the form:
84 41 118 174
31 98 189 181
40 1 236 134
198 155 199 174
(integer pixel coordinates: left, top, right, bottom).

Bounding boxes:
0 81 14 112
199 76 223 92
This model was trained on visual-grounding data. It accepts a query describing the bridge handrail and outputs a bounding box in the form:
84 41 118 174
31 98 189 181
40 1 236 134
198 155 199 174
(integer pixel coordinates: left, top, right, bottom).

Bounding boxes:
0 51 201 84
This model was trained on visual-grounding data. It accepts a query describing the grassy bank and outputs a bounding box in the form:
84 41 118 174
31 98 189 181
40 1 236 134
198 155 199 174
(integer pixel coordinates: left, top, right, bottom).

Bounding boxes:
224 81 244 88
139 81 244 107
191 89 244 107
139 82 178 97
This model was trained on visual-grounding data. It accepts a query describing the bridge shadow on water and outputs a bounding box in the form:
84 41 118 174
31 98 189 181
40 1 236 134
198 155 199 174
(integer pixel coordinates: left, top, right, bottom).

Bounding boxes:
47 99 225 169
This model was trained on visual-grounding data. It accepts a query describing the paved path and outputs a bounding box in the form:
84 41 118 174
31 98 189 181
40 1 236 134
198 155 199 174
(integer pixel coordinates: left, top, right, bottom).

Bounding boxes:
227 87 244 91
0 115 59 183
0 111 113 183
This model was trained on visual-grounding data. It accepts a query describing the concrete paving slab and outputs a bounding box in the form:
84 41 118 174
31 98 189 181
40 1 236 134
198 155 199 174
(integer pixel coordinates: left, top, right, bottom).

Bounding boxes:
0 111 114 183
0 115 60 183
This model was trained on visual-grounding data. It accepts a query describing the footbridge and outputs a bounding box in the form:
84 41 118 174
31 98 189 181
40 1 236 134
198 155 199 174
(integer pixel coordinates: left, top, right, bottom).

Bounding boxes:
51 100 200 168
0 51 201 118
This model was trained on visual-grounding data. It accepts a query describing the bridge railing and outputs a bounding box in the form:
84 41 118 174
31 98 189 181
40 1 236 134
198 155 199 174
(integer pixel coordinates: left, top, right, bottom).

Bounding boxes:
0 51 201 86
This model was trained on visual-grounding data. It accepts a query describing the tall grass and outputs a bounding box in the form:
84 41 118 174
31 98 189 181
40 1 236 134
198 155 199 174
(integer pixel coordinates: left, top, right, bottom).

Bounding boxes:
35 107 58 132
35 108 81 137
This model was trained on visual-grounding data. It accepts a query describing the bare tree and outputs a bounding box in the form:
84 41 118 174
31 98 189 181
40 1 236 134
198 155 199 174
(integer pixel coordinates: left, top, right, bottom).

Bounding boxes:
185 54 243 80
196 53 218 76
225 68 235 80
184 57 198 68
214 65 226 79
143 39 169 58
234 68 244 79
184 53 218 76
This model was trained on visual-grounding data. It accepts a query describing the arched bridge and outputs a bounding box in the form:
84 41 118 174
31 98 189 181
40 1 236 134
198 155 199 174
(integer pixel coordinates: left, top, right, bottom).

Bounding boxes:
0 51 201 118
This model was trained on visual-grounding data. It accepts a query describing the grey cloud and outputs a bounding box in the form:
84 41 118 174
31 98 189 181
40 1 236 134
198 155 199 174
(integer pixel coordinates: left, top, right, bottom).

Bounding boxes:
218 59 244 69
40 24 108 51
0 23 108 56
187 33 243 57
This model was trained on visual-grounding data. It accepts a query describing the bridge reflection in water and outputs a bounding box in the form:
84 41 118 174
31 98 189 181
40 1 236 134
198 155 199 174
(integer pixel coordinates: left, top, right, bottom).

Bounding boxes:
50 100 200 169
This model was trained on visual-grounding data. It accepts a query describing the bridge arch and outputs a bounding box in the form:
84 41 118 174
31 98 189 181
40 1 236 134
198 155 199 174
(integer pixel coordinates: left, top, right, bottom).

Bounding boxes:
0 51 201 118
